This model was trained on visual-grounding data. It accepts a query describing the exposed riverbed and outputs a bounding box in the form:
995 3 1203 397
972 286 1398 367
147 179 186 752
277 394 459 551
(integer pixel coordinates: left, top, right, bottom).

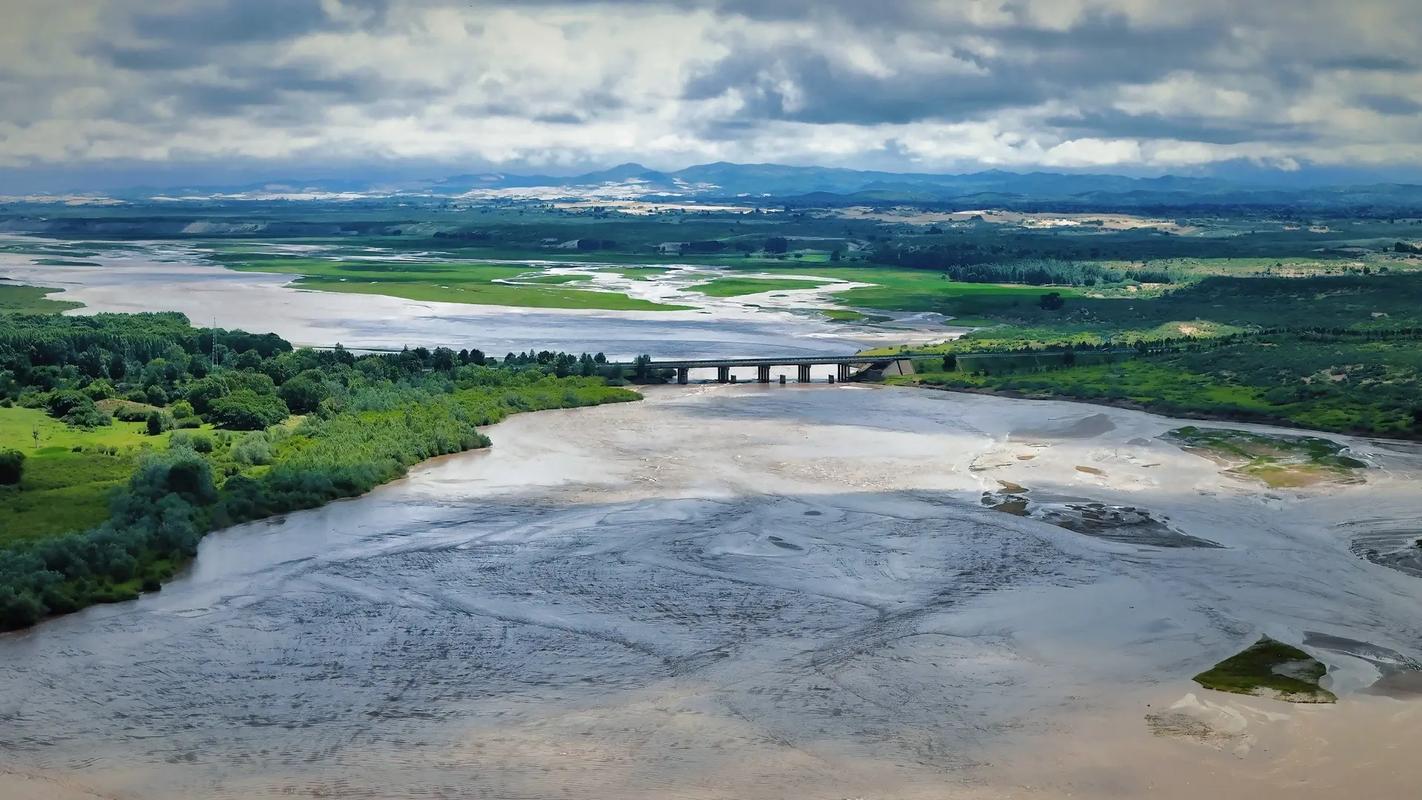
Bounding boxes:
3 384 1420 799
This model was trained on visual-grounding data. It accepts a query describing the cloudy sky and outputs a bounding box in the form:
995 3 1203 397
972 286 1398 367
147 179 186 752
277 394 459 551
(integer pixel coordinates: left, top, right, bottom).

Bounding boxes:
3 0 1421 190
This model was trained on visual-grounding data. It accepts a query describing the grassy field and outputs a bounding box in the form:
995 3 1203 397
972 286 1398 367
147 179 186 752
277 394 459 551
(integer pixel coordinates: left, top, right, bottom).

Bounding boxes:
715 264 1084 322
0 406 202 544
220 256 691 311
0 284 82 314
687 276 833 297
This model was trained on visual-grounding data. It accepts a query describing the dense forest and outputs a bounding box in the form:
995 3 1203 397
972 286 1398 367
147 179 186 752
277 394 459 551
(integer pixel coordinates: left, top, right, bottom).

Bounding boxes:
868 251 1175 285
0 313 639 629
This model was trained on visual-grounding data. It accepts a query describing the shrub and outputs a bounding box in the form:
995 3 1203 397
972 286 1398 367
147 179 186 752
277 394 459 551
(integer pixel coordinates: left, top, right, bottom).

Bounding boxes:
146 411 172 436
83 379 116 400
170 431 214 453
64 403 112 429
208 390 289 431
278 372 330 414
230 431 273 466
45 389 90 419
112 402 157 422
0 449 25 485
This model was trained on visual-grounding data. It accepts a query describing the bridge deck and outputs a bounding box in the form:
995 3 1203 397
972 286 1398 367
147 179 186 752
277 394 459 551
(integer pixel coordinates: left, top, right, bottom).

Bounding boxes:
608 353 936 369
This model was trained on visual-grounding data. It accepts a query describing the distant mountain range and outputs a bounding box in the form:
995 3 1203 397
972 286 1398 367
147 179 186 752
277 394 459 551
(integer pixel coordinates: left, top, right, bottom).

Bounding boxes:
24 161 1422 210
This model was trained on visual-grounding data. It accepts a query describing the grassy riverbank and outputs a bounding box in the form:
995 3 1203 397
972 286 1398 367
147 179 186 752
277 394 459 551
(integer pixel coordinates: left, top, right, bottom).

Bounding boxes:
0 312 640 629
686 276 833 296
895 333 1422 439
0 283 82 315
219 255 690 310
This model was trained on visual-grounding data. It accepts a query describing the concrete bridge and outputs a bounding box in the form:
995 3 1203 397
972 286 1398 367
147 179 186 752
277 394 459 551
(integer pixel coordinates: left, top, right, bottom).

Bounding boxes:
610 354 933 385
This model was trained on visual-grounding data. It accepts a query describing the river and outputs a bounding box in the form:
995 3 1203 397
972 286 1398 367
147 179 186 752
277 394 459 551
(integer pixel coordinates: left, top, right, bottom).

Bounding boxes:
3 384 1421 799
0 236 952 356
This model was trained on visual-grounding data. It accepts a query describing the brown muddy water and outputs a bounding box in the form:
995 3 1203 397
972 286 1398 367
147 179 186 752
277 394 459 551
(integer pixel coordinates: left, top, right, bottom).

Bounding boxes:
3 385 1422 799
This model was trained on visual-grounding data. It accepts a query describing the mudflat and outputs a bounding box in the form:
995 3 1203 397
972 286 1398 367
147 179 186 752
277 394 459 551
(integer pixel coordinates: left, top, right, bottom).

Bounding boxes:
2 384 1419 799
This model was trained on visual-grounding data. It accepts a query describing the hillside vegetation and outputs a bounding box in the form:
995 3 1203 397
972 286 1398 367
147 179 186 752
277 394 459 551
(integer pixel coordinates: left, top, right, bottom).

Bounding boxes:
0 312 639 629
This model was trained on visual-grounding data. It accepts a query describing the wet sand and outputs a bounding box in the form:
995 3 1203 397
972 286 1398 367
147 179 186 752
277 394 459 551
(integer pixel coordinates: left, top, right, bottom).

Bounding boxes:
2 385 1420 798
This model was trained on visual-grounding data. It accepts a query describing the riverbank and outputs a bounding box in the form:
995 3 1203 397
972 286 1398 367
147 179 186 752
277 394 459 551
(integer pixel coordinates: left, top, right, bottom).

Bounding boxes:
891 331 1422 441
895 379 1422 443
0 312 643 630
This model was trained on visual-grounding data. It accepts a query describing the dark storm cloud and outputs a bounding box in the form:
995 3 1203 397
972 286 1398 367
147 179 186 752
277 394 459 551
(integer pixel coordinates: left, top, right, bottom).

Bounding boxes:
682 10 1238 128
1356 94 1422 116
124 0 341 46
91 0 390 71
682 49 1048 126
1044 110 1319 146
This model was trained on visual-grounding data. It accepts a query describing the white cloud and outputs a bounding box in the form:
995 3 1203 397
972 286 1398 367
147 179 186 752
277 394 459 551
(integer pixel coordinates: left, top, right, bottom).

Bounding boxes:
1 0 1420 184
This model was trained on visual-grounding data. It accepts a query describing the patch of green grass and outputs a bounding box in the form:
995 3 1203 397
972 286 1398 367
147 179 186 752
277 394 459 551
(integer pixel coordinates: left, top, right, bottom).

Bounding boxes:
687 276 834 297
31 258 102 267
725 265 1079 319
823 309 866 322
295 276 688 310
0 451 137 542
0 284 82 315
0 406 202 543
1193 637 1335 702
1164 426 1366 487
600 266 672 280
221 256 691 311
513 273 593 284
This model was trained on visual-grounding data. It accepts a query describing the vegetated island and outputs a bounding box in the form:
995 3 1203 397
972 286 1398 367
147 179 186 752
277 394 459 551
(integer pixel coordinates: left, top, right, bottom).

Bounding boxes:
218 255 692 311
1163 426 1368 488
1193 637 1336 703
0 310 644 630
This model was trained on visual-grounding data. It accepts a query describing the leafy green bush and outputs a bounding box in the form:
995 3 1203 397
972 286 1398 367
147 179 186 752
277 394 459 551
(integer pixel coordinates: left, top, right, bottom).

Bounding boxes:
208 390 289 430
169 431 214 453
230 432 273 466
0 449 24 485
145 411 172 435
278 371 330 414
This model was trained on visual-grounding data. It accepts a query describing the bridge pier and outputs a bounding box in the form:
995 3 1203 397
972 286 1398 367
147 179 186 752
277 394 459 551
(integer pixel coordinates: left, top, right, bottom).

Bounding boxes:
837 362 851 382
797 364 811 383
717 366 730 384
779 374 786 385
677 367 689 385
757 365 770 383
